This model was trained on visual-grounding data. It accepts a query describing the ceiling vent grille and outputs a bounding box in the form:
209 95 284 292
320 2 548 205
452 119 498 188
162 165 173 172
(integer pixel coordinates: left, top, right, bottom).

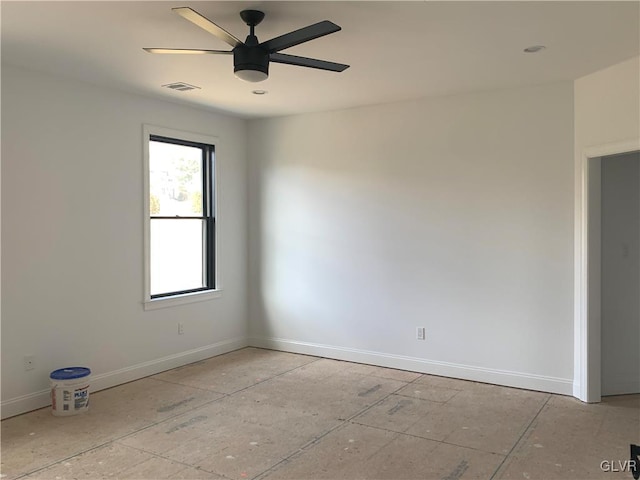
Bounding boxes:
162 82 200 92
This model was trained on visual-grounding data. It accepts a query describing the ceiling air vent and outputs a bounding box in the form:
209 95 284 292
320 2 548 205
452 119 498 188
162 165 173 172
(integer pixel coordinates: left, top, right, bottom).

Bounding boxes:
161 82 200 92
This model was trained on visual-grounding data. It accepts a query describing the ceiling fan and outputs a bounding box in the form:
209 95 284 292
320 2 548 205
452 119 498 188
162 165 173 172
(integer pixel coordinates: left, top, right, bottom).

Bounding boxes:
144 7 350 82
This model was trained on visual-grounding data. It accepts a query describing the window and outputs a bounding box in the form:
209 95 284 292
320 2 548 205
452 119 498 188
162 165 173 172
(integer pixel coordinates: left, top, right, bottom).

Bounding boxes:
143 126 220 308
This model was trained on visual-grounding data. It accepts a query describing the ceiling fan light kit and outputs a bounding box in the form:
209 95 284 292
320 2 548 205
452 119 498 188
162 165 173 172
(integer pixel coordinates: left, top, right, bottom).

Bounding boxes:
235 67 268 83
144 7 349 83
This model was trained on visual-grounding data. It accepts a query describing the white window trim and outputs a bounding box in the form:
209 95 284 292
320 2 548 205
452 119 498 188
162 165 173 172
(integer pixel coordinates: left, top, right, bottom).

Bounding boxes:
142 124 222 310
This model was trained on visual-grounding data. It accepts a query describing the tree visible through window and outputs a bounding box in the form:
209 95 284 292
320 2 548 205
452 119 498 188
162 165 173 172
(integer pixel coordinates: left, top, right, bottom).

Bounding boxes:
148 135 215 298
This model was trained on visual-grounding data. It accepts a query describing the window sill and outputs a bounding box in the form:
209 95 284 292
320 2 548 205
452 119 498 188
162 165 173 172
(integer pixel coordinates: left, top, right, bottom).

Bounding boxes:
144 289 222 311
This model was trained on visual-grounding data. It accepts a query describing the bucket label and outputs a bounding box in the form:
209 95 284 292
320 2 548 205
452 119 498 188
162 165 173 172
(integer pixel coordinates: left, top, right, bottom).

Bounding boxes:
74 386 89 409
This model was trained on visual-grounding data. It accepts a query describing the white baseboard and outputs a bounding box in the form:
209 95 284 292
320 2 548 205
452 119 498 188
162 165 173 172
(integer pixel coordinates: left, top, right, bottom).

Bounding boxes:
3 336 574 419
1 337 248 420
249 336 574 396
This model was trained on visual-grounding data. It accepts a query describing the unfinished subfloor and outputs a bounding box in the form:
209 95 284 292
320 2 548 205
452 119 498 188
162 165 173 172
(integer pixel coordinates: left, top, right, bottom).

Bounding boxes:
1 347 638 480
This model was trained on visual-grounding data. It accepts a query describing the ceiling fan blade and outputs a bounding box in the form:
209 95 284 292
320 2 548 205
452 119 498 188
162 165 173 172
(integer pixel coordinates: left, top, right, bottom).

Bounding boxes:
270 53 349 72
172 7 242 48
261 20 341 53
143 48 232 55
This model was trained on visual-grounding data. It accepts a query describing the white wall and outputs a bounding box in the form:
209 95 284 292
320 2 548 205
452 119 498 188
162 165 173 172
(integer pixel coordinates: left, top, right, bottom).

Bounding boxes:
1 65 248 418
573 55 640 402
601 152 640 396
575 56 640 149
248 82 575 394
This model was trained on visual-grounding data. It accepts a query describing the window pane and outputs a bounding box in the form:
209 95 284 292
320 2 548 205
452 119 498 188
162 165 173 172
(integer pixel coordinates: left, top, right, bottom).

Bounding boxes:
149 141 203 216
150 219 205 295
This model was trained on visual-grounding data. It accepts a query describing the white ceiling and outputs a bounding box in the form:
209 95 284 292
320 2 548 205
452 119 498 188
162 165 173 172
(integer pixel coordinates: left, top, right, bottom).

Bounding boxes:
2 1 639 119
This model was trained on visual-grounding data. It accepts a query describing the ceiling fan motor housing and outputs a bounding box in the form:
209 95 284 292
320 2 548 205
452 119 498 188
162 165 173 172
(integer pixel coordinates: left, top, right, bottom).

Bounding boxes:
233 33 269 82
233 45 269 81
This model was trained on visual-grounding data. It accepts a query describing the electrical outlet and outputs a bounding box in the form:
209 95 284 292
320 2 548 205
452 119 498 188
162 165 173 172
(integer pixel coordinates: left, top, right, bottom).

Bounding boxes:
178 323 184 335
24 355 35 371
416 327 426 340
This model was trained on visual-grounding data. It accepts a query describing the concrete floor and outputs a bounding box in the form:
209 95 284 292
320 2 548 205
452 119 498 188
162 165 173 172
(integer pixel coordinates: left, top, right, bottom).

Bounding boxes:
1 347 638 480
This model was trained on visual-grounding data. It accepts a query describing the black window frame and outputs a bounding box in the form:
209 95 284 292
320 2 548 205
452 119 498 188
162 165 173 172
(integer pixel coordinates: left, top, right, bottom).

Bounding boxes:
149 134 216 298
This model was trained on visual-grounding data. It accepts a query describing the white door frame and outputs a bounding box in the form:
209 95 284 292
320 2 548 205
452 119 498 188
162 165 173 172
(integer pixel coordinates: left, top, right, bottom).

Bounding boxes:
574 138 640 403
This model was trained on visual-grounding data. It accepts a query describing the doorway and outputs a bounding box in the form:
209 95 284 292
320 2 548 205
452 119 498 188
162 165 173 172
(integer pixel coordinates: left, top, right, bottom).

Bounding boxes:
574 139 640 403
600 151 639 396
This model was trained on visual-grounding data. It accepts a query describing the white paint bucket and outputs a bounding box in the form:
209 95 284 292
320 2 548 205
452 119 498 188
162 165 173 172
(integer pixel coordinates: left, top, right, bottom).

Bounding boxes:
50 367 91 416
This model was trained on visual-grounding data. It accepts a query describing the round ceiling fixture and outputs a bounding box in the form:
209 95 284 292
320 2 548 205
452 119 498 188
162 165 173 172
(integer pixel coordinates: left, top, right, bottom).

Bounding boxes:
524 45 546 53
252 89 268 95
